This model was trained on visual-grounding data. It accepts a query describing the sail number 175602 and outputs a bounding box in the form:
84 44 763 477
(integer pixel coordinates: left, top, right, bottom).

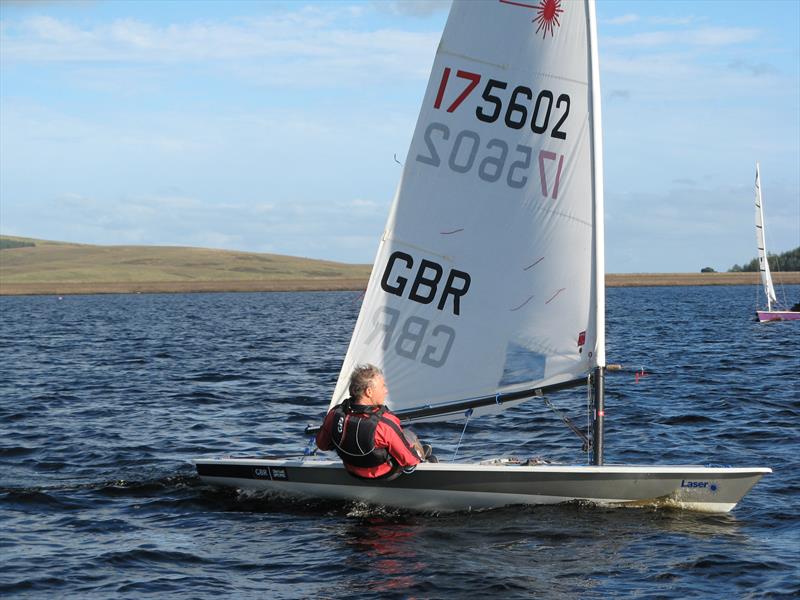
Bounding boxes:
434 67 571 139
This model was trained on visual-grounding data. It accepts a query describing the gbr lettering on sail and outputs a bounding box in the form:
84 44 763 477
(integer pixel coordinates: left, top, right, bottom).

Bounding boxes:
366 251 469 369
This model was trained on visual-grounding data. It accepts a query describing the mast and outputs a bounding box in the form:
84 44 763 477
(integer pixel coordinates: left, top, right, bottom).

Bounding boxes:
592 367 604 465
587 0 606 466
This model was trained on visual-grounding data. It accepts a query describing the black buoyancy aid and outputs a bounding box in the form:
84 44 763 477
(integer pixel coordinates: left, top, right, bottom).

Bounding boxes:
330 400 393 469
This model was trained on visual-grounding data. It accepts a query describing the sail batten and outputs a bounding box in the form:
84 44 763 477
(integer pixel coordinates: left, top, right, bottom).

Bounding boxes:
331 0 605 422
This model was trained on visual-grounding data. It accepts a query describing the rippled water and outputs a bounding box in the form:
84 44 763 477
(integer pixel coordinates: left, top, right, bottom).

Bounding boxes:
1 286 798 598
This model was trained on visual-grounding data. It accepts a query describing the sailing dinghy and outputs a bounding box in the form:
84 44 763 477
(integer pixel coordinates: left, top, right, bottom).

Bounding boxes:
754 162 799 322
195 0 769 513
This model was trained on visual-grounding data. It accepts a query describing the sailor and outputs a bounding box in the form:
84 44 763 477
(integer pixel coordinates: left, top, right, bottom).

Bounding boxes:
316 364 434 479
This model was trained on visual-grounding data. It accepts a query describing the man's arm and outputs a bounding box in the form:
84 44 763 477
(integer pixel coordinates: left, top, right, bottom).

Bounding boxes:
315 410 335 451
376 418 421 467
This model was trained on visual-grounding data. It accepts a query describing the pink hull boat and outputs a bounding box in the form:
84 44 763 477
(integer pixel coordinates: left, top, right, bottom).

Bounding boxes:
756 310 800 322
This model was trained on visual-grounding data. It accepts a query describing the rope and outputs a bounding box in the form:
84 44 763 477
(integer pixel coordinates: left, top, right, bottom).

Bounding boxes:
452 408 474 462
542 396 590 452
303 435 317 456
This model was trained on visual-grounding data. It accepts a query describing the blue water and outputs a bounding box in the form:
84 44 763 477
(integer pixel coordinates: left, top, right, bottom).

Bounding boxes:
1 286 798 598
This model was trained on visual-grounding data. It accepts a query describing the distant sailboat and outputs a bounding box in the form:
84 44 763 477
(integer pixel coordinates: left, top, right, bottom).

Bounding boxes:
754 163 799 322
195 0 769 512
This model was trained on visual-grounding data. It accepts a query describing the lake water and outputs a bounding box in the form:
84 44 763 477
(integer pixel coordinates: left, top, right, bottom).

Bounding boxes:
1 286 798 598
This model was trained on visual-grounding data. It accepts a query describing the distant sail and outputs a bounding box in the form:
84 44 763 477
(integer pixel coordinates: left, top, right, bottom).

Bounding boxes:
331 0 605 420
754 162 777 310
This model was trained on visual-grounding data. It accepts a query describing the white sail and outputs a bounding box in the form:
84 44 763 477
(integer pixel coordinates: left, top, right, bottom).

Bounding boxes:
332 0 605 419
754 162 777 310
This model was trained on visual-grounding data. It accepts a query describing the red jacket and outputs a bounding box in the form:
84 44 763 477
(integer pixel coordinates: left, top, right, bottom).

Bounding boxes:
316 403 421 479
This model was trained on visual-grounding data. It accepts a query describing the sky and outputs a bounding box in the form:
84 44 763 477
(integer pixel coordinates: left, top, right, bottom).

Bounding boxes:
1 0 798 273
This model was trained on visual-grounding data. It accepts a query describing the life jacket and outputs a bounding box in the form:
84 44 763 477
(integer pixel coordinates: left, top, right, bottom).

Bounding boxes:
329 400 400 479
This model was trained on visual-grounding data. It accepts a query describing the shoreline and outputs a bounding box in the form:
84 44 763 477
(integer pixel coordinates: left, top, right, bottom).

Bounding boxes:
1 272 799 296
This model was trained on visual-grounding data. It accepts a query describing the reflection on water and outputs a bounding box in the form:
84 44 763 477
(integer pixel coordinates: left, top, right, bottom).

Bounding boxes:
345 517 425 592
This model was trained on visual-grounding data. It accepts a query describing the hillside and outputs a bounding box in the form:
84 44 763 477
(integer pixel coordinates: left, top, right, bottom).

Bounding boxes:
1 235 798 295
0 235 372 295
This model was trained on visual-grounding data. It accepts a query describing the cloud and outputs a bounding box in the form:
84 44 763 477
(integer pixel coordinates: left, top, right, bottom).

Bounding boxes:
649 16 703 26
347 198 382 210
373 1 451 17
7 188 388 261
605 181 799 273
0 0 95 8
728 59 778 77
605 14 640 26
603 13 706 28
607 89 631 101
604 27 760 50
0 10 440 86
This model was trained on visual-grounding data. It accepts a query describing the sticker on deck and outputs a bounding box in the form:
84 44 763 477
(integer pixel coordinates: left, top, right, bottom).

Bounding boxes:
253 467 271 479
269 467 288 481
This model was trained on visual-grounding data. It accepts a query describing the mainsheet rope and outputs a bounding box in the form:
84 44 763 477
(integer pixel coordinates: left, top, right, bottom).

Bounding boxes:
451 408 474 462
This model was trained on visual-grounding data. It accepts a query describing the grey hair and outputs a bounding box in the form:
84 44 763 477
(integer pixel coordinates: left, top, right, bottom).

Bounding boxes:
349 364 383 400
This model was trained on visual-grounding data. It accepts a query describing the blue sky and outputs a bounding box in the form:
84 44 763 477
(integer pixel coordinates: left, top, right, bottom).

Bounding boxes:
1 0 798 273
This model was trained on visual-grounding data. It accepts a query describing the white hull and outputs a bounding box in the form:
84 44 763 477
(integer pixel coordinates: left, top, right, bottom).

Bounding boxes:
195 457 770 514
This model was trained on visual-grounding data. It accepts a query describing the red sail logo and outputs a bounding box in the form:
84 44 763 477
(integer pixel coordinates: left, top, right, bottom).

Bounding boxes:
534 0 564 38
499 0 564 39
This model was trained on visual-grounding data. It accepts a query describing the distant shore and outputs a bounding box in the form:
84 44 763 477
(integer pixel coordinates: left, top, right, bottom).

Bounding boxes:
2 235 798 296
2 272 799 296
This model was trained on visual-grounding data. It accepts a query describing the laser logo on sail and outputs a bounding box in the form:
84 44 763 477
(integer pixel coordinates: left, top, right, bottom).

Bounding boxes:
533 0 564 38
497 0 564 40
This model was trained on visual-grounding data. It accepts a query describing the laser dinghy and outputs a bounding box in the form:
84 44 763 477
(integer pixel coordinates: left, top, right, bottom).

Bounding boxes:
195 0 770 513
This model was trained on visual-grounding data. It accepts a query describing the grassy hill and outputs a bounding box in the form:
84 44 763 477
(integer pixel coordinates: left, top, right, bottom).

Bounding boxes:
0 235 372 295
1 234 798 296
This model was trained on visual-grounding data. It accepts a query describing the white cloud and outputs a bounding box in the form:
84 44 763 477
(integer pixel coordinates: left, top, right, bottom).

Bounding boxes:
605 14 640 26
604 27 760 49
373 1 451 18
10 188 387 261
1 11 439 77
347 198 381 210
649 16 704 26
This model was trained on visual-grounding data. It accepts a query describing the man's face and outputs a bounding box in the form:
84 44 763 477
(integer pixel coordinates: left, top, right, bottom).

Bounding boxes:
366 375 388 406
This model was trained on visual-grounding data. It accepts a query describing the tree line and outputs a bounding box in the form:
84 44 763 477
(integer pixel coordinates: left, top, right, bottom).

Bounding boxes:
729 247 800 272
0 238 35 250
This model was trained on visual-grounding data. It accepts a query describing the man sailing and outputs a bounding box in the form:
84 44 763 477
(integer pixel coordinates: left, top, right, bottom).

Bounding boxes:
316 364 435 479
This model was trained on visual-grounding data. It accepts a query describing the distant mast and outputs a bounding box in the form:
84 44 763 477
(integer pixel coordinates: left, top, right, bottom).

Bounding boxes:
754 162 777 311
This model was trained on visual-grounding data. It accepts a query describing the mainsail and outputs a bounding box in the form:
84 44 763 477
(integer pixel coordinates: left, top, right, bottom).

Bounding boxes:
332 0 605 421
754 162 777 311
